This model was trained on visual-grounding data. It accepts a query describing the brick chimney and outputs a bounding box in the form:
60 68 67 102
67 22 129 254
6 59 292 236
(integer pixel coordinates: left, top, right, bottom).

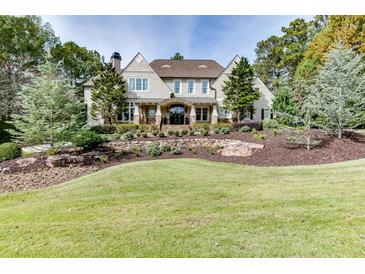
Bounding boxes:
110 52 122 73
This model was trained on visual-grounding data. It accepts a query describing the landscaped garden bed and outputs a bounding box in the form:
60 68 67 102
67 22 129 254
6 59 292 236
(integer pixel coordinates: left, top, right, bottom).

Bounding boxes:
2 127 365 193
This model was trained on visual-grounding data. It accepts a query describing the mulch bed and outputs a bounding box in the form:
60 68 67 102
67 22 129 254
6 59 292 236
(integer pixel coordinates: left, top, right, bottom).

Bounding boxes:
2 129 365 193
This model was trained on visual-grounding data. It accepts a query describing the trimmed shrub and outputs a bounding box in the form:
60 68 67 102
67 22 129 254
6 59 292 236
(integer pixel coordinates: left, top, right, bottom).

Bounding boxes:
158 131 165 138
148 124 158 132
122 131 135 141
167 130 174 136
253 133 267 140
214 128 220 134
90 125 116 134
171 147 182 155
220 127 230 134
193 122 210 131
142 132 148 138
213 122 233 131
0 142 22 162
273 129 281 136
174 130 181 137
239 125 251 132
152 130 159 136
233 121 262 131
146 142 161 157
189 130 195 136
160 144 171 152
46 147 60 156
181 129 188 136
263 119 280 130
116 124 139 134
203 129 209 136
72 131 104 151
131 146 143 157
204 145 217 155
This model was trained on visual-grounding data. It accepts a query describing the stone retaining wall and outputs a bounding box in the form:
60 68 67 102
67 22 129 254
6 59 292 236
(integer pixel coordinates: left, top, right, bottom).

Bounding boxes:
107 138 244 152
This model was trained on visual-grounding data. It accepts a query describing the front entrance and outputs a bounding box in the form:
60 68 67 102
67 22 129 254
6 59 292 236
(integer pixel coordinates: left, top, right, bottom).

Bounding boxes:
169 104 185 125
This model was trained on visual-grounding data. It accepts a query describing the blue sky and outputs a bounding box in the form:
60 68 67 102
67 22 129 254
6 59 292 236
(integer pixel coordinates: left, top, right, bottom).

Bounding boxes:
42 15 313 66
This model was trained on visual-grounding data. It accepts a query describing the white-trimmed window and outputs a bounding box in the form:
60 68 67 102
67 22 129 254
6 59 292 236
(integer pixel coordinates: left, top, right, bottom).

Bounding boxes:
196 107 209 122
201 80 209 94
173 79 181 94
262 109 271 120
117 102 135 122
128 78 149 91
187 80 195 94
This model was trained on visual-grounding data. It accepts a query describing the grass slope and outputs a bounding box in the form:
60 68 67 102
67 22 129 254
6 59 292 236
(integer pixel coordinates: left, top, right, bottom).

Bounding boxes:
1 158 365 257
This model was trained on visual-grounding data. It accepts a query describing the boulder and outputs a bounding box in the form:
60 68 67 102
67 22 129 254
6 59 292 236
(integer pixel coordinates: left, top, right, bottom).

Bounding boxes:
46 154 84 167
221 142 264 157
15 157 37 168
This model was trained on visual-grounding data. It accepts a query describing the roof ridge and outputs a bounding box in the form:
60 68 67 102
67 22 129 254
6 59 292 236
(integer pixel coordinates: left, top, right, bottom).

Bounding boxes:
151 59 219 62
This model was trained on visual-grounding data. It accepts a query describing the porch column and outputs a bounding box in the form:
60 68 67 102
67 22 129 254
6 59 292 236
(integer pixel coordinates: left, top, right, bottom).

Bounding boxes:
133 103 140 124
211 105 218 125
155 104 162 126
190 105 196 126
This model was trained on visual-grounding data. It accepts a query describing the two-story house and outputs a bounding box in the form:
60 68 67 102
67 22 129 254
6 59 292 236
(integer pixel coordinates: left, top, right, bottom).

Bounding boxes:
83 52 274 127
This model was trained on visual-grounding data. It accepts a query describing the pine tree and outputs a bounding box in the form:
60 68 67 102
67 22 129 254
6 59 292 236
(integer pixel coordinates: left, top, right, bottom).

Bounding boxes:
308 44 365 138
272 86 298 125
91 63 127 125
223 57 260 120
9 57 85 146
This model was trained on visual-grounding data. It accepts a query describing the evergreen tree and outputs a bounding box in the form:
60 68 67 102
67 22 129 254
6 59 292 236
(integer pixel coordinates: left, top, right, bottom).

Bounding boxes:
272 86 298 125
9 57 85 146
307 44 365 138
171 52 184 60
91 63 127 125
223 57 260 120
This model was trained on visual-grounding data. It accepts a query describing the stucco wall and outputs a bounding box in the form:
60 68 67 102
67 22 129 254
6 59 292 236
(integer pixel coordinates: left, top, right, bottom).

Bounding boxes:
123 53 171 99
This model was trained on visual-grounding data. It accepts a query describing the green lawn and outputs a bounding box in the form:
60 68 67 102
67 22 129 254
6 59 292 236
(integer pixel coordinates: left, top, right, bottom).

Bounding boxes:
1 158 365 257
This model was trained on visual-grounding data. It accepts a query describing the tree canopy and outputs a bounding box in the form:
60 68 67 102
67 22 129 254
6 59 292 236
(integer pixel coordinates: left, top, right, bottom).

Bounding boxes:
171 52 184 60
253 16 329 91
295 16 365 81
51 41 103 93
303 44 365 138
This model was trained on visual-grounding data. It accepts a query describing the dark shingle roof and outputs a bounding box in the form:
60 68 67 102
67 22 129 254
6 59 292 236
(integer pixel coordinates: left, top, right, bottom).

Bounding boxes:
150 59 224 78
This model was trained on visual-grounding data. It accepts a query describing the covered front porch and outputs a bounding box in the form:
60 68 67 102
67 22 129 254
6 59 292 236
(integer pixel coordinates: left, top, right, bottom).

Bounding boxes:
132 97 219 127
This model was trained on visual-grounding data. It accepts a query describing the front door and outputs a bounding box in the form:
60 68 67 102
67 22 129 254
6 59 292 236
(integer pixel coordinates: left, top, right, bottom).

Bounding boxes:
170 104 185 125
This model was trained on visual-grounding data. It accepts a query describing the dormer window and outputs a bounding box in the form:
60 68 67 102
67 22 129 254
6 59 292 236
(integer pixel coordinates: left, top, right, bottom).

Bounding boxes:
197 65 208 69
161 64 172 68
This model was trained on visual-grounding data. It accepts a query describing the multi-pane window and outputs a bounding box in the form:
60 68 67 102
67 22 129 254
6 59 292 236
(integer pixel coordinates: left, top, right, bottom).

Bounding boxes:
196 107 209 122
187 80 195 94
201 80 209 94
263 109 271 120
173 80 181 93
117 102 135 122
128 78 149 91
